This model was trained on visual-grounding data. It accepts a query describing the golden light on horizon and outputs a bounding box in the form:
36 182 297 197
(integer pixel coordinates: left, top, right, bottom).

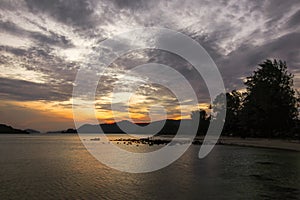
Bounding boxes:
7 100 74 120
2 96 212 128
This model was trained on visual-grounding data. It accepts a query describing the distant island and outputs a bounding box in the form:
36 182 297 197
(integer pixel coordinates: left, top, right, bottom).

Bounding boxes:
47 128 77 134
0 124 29 134
25 129 41 134
77 119 184 135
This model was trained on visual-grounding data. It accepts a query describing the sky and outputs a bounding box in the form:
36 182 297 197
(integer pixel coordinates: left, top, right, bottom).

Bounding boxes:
0 0 299 132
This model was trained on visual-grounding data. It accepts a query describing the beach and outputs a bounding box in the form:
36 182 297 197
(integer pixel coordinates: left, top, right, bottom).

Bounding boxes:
110 134 300 152
218 136 300 152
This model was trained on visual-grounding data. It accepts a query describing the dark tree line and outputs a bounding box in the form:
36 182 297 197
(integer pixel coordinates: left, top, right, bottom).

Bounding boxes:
191 109 210 135
192 59 300 138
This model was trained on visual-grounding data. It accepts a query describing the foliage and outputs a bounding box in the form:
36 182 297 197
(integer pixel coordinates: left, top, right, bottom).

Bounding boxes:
205 59 299 138
240 59 298 137
213 90 243 136
191 109 210 135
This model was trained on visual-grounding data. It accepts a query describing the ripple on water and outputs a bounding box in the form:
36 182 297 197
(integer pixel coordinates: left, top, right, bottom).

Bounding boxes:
0 135 299 199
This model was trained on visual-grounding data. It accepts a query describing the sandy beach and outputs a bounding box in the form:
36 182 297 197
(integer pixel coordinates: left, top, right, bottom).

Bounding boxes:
217 137 300 152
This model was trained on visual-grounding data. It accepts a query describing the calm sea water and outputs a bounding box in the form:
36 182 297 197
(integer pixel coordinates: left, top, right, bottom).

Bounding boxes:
0 134 299 200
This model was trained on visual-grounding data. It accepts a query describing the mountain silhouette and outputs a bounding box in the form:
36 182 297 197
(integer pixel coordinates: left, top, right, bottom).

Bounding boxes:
77 119 193 135
0 124 29 134
25 129 40 134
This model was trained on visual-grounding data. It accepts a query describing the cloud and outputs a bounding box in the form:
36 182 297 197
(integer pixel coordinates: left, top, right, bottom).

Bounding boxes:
110 0 154 12
263 0 300 28
218 32 300 89
0 101 74 131
0 20 74 48
0 77 72 101
285 10 300 29
25 0 96 28
0 0 299 128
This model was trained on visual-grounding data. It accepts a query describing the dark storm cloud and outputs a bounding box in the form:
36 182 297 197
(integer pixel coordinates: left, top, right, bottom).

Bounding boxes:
0 77 71 101
1 44 78 81
0 43 79 102
0 0 299 131
145 50 210 100
219 32 300 89
264 0 300 27
25 0 96 28
0 46 27 56
111 0 151 11
188 31 225 61
285 10 300 29
0 0 299 105
0 20 74 48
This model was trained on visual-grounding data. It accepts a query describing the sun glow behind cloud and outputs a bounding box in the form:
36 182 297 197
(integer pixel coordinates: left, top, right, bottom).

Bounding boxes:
0 0 299 131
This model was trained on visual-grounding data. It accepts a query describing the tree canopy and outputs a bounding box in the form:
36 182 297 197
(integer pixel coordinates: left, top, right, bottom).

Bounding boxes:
213 90 243 136
241 59 298 137
198 59 299 138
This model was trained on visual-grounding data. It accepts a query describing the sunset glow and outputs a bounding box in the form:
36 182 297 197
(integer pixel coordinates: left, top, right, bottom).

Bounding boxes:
0 0 299 132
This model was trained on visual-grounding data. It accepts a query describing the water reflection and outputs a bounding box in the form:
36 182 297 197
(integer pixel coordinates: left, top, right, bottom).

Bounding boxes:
0 134 299 199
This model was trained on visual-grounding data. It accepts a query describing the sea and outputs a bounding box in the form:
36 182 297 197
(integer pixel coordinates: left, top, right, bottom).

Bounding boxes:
0 134 299 200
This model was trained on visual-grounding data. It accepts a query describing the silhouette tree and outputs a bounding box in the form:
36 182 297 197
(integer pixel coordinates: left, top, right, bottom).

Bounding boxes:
240 59 299 137
191 109 210 135
212 90 243 136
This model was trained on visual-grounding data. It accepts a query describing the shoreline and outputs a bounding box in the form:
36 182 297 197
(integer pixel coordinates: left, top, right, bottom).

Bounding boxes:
1 133 300 152
112 135 300 152
217 136 300 152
